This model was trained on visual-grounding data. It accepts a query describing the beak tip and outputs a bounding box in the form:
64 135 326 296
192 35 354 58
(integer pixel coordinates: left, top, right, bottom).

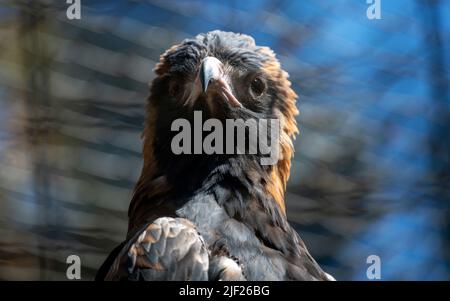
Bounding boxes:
202 81 209 93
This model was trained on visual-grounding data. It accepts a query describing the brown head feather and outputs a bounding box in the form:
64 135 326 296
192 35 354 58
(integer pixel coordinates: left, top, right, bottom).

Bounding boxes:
258 47 299 214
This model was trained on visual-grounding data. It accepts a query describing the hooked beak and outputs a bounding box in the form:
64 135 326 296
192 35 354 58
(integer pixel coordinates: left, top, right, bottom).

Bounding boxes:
200 56 242 108
200 57 221 93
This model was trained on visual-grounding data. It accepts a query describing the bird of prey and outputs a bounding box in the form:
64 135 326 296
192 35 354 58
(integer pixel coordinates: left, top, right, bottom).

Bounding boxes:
96 30 334 281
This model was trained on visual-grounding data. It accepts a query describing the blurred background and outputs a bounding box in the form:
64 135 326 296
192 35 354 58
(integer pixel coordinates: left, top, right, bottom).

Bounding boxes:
0 0 449 280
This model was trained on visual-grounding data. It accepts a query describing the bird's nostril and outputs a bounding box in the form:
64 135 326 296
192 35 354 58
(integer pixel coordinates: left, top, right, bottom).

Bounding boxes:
208 78 217 86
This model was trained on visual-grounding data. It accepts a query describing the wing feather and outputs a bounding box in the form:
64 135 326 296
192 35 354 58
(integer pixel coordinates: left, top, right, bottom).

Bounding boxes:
104 217 209 281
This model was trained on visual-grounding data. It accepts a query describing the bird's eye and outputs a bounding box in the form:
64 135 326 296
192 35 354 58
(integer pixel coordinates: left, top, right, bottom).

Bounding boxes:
249 77 266 98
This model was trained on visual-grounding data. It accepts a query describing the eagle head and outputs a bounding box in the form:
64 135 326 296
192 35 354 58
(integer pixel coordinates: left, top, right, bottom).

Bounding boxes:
154 31 298 122
130 31 298 230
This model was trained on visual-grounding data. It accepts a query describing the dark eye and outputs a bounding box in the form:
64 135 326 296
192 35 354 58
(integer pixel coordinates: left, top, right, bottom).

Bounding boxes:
249 77 266 98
